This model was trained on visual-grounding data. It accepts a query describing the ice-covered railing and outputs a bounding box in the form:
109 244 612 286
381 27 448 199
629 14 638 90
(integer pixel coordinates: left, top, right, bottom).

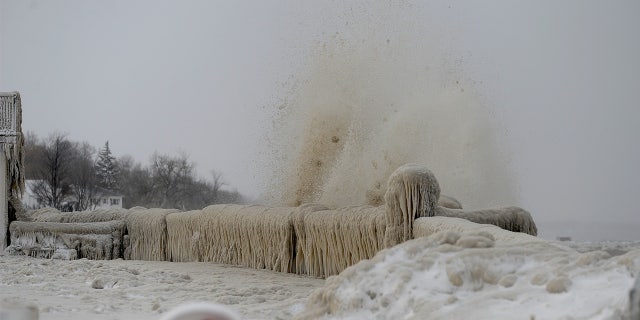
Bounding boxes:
0 92 20 142
7 220 125 259
386 164 538 238
0 93 23 185
0 91 24 251
6 164 537 278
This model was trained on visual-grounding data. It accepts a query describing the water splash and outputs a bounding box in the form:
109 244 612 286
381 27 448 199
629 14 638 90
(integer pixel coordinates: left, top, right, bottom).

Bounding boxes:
262 2 516 209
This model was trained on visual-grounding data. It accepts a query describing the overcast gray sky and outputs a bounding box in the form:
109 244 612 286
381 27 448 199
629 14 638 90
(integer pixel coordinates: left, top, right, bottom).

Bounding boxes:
1 1 638 240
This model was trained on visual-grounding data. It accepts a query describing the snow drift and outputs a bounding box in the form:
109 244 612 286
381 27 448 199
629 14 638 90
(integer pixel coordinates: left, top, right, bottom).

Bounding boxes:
296 218 640 320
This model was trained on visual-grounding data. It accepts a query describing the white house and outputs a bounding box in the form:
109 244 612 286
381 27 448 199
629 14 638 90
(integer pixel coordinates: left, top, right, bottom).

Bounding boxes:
92 188 123 210
23 179 123 211
22 180 42 210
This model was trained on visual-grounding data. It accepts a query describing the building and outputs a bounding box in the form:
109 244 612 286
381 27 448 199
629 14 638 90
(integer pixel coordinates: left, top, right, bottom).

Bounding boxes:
92 188 123 210
23 179 123 211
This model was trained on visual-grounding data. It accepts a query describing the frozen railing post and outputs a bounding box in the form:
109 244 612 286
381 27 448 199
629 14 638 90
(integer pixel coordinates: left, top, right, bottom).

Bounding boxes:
0 92 23 251
383 164 440 248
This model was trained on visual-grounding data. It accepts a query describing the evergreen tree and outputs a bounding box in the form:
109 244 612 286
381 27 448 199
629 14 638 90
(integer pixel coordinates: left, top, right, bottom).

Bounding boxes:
95 141 118 190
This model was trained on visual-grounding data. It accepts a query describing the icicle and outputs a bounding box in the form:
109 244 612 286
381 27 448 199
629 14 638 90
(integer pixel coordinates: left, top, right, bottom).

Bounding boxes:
165 205 297 272
291 205 386 277
125 208 179 261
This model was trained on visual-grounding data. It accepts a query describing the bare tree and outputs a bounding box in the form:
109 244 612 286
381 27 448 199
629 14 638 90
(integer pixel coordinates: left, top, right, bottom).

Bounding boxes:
70 142 97 211
149 152 195 209
117 155 154 208
31 132 75 210
22 132 245 211
23 131 45 180
210 169 226 204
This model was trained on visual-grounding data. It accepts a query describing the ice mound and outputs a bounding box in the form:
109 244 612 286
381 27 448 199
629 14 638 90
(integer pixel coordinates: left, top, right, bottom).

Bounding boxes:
297 222 640 320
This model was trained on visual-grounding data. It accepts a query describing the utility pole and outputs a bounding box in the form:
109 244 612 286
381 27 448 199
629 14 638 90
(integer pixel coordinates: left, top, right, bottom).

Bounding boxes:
0 92 23 251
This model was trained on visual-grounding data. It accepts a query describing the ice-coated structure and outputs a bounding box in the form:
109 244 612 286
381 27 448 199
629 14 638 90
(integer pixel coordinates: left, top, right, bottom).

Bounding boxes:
0 91 23 251
5 164 536 278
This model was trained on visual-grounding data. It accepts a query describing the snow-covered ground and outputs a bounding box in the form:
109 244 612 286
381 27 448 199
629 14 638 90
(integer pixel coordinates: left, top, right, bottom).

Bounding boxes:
0 255 323 320
1 233 638 320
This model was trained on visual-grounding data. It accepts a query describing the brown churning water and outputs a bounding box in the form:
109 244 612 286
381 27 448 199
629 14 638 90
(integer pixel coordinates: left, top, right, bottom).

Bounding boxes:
261 2 516 210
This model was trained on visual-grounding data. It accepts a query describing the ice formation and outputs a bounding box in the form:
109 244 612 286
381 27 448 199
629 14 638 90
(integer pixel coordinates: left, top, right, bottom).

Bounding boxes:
1 92 25 198
125 208 179 261
437 195 462 209
7 220 125 260
384 164 440 248
31 207 129 223
6 162 638 319
6 164 538 279
166 205 296 272
435 206 538 236
293 204 386 277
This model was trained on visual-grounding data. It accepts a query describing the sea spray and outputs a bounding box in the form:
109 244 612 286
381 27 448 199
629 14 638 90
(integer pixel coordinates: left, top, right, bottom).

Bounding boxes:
261 2 516 209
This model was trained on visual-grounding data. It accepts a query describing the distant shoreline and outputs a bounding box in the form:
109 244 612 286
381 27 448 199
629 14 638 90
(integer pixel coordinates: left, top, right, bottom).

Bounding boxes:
536 220 640 242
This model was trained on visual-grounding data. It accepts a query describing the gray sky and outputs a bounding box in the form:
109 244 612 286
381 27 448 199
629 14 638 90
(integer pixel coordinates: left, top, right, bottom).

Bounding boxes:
1 1 639 240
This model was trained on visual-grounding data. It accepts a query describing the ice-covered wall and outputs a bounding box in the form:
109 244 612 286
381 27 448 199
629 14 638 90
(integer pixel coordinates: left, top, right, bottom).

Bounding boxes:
123 208 179 261
164 203 385 277
6 164 538 278
292 204 386 277
166 205 296 272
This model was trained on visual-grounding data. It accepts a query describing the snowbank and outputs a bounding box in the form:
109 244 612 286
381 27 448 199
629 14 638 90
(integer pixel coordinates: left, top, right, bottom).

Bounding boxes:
297 221 640 319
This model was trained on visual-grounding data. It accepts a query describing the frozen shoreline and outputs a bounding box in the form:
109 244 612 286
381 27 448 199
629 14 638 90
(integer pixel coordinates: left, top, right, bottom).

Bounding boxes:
1 237 639 320
0 254 324 320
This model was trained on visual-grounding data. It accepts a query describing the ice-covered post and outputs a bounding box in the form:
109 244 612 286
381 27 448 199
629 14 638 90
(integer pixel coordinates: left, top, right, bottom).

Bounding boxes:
383 164 440 248
0 92 22 251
